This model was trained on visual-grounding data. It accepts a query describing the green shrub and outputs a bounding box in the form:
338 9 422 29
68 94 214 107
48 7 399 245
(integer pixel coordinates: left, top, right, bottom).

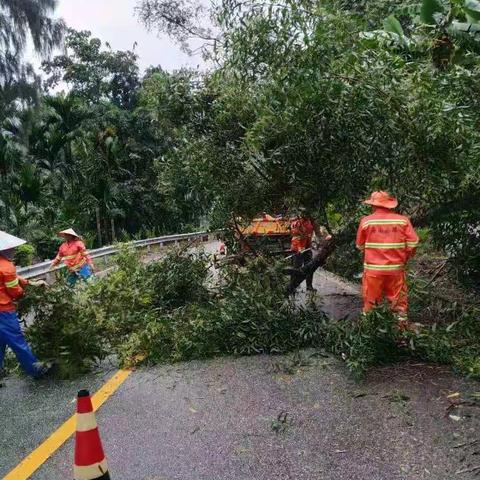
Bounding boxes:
32 234 62 261
14 244 36 267
18 284 108 378
146 250 211 309
318 308 403 379
406 312 480 378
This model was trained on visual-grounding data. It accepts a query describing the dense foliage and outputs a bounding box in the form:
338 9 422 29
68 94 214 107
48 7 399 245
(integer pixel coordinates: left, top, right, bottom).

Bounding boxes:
138 0 480 280
0 0 478 278
18 248 305 376
16 248 480 380
0 27 210 259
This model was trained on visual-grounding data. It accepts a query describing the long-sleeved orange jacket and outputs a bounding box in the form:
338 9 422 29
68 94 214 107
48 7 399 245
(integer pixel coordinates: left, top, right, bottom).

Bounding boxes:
52 240 93 272
356 207 419 275
290 218 316 252
0 256 28 312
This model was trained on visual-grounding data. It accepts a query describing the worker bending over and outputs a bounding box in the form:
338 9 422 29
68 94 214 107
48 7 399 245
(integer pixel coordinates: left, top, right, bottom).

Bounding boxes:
51 228 95 286
0 231 52 379
290 207 331 292
356 191 419 330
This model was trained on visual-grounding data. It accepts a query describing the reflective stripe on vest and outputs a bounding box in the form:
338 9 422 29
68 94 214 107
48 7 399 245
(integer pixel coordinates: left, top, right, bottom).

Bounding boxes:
365 242 406 249
364 263 404 271
362 220 407 229
5 278 19 288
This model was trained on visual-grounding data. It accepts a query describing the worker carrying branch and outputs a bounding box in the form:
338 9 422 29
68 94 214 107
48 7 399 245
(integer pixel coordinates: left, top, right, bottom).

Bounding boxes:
0 231 53 379
289 207 332 293
50 229 95 286
356 191 419 330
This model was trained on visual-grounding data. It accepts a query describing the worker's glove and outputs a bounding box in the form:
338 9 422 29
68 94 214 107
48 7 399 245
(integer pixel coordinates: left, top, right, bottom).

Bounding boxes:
30 280 48 288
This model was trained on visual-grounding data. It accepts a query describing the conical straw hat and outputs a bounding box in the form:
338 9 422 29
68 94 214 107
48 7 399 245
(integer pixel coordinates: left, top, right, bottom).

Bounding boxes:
0 231 26 252
58 228 80 239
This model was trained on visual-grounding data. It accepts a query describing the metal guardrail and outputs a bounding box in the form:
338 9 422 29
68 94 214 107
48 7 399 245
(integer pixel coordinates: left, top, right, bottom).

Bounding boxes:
18 231 211 280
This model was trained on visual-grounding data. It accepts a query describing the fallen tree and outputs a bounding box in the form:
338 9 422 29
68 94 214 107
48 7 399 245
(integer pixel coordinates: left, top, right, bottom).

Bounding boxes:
286 238 337 294
12 244 479 381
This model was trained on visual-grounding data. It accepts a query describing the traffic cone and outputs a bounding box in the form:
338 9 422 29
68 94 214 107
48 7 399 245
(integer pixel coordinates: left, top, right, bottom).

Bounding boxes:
74 390 111 480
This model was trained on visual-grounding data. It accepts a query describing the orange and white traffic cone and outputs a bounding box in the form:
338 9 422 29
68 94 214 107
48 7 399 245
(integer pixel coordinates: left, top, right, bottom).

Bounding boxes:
74 390 111 480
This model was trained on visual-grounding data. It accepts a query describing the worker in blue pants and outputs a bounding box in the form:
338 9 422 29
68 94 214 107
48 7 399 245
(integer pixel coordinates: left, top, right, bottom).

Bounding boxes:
0 231 52 380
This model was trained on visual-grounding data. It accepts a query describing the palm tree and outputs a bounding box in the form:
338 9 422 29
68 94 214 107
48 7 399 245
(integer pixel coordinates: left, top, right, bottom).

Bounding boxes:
0 0 65 109
0 0 64 61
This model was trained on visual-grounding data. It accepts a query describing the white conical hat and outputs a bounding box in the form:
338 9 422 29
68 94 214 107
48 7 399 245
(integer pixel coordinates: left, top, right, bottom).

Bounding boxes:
58 228 80 238
0 231 26 251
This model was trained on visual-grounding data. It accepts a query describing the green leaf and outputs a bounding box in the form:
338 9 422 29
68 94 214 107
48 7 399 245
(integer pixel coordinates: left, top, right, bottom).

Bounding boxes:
450 21 480 32
420 0 444 25
464 0 480 22
446 321 459 332
383 15 405 37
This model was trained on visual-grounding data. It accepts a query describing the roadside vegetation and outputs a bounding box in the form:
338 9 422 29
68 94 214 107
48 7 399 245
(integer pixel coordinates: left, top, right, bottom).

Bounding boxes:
14 247 479 381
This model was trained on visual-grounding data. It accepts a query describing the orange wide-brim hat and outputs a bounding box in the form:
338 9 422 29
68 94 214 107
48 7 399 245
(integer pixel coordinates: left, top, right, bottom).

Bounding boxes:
363 191 398 209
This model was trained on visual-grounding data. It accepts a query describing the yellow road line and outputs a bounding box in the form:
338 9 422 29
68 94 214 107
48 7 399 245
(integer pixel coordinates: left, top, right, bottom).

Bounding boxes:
4 369 132 480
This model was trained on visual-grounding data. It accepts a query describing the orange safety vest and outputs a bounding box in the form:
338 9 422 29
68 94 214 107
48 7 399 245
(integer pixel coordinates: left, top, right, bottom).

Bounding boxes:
290 218 315 253
356 207 419 275
0 256 28 312
54 240 93 272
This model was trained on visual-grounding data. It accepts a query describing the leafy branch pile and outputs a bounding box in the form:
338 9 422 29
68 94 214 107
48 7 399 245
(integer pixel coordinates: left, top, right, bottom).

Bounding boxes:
17 248 317 377
16 248 480 380
321 306 480 380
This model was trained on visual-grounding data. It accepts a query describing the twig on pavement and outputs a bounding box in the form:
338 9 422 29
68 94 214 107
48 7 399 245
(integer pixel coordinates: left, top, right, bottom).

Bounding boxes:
456 465 480 475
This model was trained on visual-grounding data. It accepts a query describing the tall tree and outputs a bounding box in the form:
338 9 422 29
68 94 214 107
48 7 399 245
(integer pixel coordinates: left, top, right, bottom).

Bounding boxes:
0 0 64 111
43 29 140 109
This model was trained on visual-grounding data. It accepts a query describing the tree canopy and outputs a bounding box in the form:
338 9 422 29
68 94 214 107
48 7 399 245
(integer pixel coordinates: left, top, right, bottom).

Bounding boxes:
136 0 480 278
0 0 478 279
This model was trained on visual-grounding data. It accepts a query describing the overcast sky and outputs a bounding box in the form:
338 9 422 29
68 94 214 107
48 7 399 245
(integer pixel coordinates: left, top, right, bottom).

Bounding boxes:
29 0 205 74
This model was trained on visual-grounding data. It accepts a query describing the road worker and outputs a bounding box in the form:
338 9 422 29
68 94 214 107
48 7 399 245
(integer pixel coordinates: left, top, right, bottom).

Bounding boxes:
356 191 419 330
289 207 332 293
0 231 52 379
50 229 95 286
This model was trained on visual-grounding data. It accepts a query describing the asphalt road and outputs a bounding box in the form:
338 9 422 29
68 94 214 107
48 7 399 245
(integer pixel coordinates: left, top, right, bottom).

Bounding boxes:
1 253 479 480
3 354 479 480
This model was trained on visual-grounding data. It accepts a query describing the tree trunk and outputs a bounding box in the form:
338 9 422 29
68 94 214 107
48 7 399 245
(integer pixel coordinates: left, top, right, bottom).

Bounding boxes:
110 217 116 243
95 206 103 247
103 218 109 244
287 238 337 294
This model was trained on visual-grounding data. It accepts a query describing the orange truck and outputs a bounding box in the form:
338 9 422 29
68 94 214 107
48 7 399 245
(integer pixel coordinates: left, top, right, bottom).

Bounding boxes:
215 214 292 266
237 214 292 255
